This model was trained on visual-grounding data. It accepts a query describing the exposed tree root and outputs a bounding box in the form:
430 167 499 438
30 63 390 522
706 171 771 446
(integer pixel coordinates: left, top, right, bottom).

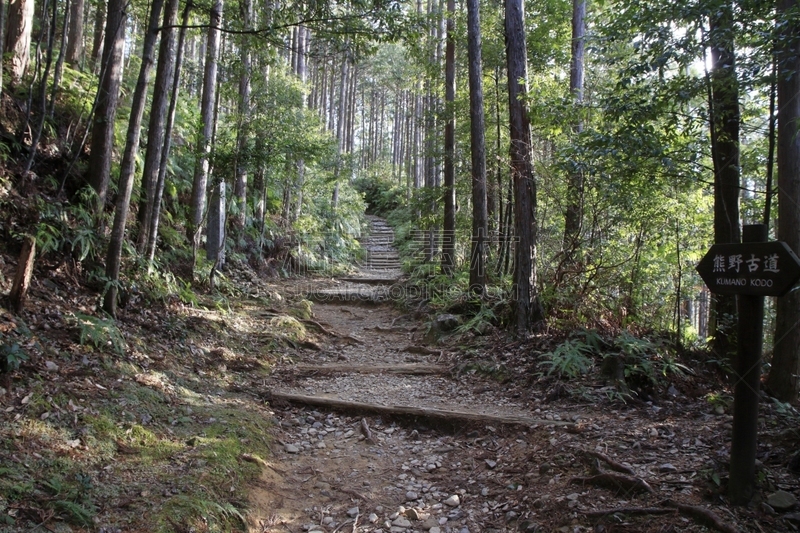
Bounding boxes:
583 507 676 517
569 473 655 495
582 450 636 475
402 345 442 355
661 499 740 533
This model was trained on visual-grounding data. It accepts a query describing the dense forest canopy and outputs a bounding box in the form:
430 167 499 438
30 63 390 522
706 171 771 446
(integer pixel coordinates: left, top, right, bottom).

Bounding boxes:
0 0 798 391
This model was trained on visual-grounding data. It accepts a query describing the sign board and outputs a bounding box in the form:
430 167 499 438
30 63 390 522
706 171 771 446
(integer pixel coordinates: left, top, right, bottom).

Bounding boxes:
696 241 800 297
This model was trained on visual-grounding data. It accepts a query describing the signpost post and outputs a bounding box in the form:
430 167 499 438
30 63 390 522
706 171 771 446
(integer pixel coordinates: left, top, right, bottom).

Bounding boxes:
696 224 800 505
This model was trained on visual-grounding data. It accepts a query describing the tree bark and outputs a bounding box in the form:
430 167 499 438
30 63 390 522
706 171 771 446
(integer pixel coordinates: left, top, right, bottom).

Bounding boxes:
4 0 35 84
145 1 189 268
441 0 456 276
9 236 35 314
562 0 586 254
90 0 105 73
137 0 181 253
765 0 800 402
86 0 126 214
103 0 165 317
233 0 254 228
467 0 487 294
188 0 223 254
505 0 544 333
66 0 84 67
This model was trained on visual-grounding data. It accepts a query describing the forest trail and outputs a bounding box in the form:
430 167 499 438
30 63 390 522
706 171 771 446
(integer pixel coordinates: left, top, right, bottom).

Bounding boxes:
247 217 582 532
243 218 760 533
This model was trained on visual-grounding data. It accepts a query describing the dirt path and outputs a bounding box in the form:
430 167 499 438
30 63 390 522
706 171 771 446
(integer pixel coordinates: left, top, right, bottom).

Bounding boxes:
247 218 580 533
243 218 789 533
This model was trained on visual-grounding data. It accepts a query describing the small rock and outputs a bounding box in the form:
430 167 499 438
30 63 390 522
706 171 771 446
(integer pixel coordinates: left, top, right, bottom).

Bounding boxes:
785 512 800 524
714 405 725 415
406 491 418 500
667 384 679 397
430 528 441 533
316 441 326 449
444 494 460 507
485 459 497 469
347 507 360 518
45 360 59 372
760 502 776 515
284 444 300 453
538 463 551 475
506 510 518 521
421 517 439 529
767 490 798 511
392 517 412 528
368 513 379 523
659 463 678 473
434 314 460 332
649 428 659 437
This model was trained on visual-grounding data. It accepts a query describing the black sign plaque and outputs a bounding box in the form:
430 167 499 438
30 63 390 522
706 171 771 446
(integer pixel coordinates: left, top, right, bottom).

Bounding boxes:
696 241 800 297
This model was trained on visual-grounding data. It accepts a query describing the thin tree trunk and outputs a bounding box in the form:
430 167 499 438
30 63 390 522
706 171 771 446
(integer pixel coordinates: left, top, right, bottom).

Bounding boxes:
48 0 70 118
441 0 456 275
562 0 586 253
22 0 55 175
86 0 126 214
103 0 165 317
90 0 105 73
233 0 254 228
138 0 181 252
188 0 223 257
146 2 190 267
467 0 487 294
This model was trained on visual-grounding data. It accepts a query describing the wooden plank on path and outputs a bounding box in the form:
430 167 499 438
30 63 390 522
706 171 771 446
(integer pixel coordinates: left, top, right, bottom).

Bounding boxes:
267 389 576 429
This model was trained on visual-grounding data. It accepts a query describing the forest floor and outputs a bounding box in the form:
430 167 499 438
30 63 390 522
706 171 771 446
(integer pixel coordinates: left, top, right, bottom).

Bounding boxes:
1 218 799 533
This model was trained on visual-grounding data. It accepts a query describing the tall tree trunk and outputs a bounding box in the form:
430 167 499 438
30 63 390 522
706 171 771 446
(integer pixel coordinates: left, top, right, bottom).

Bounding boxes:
708 5 741 358
562 0 586 253
4 0 35 84
22 0 55 175
505 0 544 332
137 0 181 252
103 0 165 317
441 0 456 275
145 1 189 267
48 0 70 118
86 0 126 214
765 0 800 402
233 0 253 228
467 0 487 294
332 51 349 210
188 0 223 255
0 0 6 98
66 0 84 67
90 0 105 73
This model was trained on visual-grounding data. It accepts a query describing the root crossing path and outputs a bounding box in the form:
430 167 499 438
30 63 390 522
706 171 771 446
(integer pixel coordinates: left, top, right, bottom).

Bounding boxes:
250 216 580 533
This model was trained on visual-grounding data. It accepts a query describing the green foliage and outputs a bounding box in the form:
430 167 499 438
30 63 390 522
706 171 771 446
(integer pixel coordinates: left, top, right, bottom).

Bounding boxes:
1 340 29 372
455 304 497 335
34 188 107 262
612 331 689 387
539 337 596 379
67 312 127 356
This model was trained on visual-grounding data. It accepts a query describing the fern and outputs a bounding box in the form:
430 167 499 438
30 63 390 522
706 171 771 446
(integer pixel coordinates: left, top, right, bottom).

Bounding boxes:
68 313 127 356
539 339 595 378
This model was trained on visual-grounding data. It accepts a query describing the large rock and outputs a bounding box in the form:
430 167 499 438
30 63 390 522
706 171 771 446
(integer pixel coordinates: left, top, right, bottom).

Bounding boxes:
767 490 798 511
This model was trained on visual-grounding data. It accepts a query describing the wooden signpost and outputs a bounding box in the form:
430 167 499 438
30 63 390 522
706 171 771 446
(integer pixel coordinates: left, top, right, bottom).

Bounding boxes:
696 224 800 505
